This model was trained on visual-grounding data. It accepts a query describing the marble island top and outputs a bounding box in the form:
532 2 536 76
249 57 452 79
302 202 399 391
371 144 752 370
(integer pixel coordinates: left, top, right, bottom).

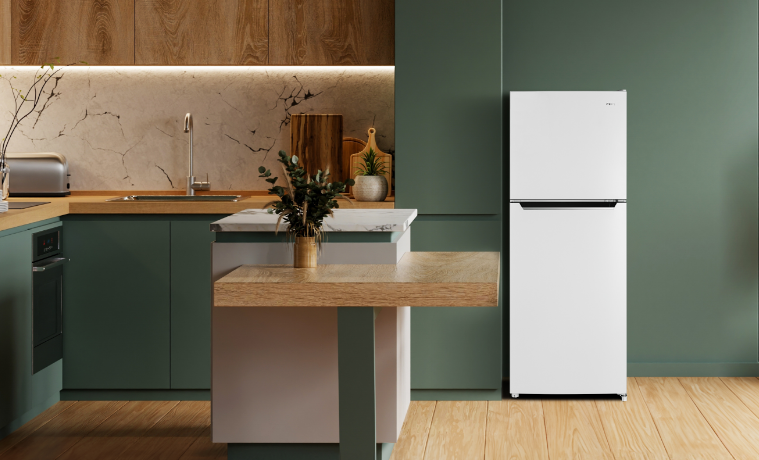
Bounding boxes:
210 209 418 232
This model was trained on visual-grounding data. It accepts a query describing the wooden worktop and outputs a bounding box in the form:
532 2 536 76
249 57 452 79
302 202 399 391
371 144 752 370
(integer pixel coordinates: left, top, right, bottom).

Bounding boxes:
214 252 500 308
0 192 394 233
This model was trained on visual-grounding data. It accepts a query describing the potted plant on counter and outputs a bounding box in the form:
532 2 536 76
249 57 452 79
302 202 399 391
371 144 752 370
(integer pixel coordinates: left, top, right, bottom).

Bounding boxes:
258 150 354 268
353 148 389 202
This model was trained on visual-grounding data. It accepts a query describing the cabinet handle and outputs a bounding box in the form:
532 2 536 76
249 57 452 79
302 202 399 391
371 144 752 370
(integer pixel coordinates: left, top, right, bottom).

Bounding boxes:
32 257 68 272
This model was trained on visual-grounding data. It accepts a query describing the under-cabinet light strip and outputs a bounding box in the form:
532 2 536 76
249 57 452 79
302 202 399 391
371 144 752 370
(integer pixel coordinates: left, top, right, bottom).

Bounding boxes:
0 66 395 73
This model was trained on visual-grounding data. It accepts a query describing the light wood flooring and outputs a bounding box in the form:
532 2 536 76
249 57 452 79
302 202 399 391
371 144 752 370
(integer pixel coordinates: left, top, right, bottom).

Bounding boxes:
391 377 759 460
3 378 759 459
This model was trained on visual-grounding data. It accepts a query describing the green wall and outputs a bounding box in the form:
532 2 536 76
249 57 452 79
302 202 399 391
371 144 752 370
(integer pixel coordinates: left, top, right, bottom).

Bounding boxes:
503 0 759 375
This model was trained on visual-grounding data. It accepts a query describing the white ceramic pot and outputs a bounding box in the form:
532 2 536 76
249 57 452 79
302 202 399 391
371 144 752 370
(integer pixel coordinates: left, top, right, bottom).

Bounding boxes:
353 175 387 202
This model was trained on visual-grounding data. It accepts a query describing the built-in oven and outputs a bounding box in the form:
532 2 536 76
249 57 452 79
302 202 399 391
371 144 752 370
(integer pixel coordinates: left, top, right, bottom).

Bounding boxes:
31 226 66 374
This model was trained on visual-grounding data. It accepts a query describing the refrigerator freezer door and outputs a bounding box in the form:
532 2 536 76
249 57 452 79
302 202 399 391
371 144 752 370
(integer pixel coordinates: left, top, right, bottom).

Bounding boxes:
509 203 626 395
510 91 626 200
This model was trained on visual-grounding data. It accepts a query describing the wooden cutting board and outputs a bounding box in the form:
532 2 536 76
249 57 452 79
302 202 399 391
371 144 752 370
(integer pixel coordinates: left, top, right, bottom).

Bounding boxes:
342 137 367 191
349 128 393 198
290 114 343 180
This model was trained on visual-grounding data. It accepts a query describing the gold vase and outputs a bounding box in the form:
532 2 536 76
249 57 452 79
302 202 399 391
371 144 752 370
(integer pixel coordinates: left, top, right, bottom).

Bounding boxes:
294 237 317 268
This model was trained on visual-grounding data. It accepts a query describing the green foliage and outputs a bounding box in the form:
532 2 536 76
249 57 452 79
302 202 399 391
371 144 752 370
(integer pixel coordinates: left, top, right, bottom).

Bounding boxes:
258 150 355 239
355 148 388 176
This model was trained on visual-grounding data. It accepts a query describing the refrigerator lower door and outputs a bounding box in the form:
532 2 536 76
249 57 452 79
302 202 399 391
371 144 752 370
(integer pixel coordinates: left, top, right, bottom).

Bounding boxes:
510 202 626 395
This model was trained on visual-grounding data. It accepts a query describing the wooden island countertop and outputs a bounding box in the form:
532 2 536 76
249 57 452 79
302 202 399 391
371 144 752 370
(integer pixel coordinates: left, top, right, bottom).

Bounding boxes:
213 252 500 307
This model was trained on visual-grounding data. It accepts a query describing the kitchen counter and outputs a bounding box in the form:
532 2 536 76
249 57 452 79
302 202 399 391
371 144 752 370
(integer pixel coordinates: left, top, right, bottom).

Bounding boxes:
0 193 394 233
214 252 500 307
211 208 416 232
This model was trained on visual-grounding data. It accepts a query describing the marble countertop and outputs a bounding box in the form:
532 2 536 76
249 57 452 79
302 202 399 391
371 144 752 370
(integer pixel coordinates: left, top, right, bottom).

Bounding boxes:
210 209 418 232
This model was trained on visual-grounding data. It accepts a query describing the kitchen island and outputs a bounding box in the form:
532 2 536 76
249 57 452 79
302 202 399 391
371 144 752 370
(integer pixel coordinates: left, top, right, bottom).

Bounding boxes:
210 209 499 460
210 209 417 460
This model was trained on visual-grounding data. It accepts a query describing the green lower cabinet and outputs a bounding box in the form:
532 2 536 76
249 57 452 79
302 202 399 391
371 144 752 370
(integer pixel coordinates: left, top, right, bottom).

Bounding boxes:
1 219 62 438
62 217 171 389
409 219 502 391
0 229 33 431
170 218 221 389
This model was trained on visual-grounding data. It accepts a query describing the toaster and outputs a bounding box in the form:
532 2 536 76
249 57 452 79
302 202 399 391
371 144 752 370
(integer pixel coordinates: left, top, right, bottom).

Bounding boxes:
6 152 71 196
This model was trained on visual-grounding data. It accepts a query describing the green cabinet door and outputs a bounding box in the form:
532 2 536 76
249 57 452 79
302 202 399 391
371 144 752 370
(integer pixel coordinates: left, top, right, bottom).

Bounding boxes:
0 229 33 430
409 219 502 389
62 218 171 389
395 0 502 214
170 218 221 389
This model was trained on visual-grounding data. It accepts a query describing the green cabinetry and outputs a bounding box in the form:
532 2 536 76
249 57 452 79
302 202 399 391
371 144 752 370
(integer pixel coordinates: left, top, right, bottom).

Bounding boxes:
0 227 33 431
396 0 501 215
61 215 222 393
396 0 503 395
62 217 171 389
1 219 62 439
409 219 502 391
170 218 220 389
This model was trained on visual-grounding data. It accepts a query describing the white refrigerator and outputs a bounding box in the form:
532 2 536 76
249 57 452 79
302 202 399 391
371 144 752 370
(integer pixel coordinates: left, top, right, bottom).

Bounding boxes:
509 91 627 400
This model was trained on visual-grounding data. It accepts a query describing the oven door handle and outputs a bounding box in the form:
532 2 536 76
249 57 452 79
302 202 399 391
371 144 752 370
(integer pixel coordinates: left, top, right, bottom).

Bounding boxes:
32 257 68 272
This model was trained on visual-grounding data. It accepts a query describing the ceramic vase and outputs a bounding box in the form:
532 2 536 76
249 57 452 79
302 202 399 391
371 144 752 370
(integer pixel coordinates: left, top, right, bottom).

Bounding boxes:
353 175 388 202
294 236 317 268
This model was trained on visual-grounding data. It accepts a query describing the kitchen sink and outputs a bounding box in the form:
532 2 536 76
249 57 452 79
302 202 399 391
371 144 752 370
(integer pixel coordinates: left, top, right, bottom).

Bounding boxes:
106 195 241 202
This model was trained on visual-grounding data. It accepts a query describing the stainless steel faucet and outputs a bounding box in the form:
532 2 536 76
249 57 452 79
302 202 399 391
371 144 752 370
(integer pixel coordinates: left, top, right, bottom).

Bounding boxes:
184 113 210 195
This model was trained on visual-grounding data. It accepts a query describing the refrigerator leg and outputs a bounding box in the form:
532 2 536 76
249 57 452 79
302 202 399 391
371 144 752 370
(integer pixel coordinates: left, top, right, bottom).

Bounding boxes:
511 393 519 399
619 394 627 402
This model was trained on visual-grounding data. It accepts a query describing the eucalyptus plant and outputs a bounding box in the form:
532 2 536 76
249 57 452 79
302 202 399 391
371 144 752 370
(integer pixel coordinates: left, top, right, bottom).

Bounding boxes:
1 60 85 199
355 148 387 176
258 150 354 242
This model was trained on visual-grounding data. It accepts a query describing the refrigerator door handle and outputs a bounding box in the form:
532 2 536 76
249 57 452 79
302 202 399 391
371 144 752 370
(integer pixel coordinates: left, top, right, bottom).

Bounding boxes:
516 201 622 210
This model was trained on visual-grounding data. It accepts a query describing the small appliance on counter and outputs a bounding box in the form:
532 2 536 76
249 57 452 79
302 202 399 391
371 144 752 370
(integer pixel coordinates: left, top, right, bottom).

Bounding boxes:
5 152 70 196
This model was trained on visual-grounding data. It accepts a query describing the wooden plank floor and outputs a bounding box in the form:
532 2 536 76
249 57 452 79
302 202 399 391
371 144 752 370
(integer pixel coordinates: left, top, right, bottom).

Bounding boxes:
0 401 224 460
3 378 759 459
392 377 759 460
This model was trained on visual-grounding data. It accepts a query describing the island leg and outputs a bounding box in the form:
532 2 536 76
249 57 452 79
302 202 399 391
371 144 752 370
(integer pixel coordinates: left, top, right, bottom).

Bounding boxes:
338 307 378 460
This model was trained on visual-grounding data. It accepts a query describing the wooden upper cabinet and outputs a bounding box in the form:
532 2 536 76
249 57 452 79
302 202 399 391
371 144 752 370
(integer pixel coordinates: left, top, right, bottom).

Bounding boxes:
135 0 268 65
4 0 394 66
1 0 11 64
269 0 394 65
11 0 134 65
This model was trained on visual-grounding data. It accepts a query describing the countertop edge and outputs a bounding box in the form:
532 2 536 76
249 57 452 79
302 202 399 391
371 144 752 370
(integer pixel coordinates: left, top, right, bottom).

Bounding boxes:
0 195 395 234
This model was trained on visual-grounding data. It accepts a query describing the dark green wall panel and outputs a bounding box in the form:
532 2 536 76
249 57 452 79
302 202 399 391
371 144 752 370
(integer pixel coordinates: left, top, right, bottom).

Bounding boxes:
396 0 502 214
62 219 171 389
170 219 219 389
503 0 758 368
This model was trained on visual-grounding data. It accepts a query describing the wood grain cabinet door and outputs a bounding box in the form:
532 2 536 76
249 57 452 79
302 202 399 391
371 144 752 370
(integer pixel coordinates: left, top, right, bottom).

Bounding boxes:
135 0 268 65
270 0 394 65
11 0 134 65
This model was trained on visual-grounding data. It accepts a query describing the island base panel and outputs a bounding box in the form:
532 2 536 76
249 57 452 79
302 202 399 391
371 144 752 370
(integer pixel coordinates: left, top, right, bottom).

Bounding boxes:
211 307 409 443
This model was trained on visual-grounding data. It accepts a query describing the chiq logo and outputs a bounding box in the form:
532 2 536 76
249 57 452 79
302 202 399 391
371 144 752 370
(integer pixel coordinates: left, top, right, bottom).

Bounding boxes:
606 103 616 106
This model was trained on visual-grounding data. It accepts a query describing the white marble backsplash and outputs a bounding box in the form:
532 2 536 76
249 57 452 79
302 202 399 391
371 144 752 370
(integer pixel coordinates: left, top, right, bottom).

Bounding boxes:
0 67 394 190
